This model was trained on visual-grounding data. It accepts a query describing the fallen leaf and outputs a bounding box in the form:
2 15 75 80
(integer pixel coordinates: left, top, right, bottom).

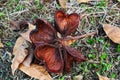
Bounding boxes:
0 42 4 48
23 44 34 67
97 73 110 80
58 0 67 8
9 20 28 31
19 64 52 80
103 24 120 44
20 23 36 42
75 74 83 80
11 37 29 74
77 0 100 3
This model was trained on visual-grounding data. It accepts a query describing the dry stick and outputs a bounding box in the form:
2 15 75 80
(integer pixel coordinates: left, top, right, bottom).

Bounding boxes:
10 9 29 15
66 31 97 40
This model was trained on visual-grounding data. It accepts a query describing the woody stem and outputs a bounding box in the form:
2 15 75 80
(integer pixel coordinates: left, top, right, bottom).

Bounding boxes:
66 31 97 40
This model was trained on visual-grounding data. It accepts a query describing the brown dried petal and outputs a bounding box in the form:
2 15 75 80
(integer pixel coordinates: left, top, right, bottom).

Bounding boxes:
55 10 80 36
65 46 86 62
30 19 57 46
35 45 63 73
64 54 73 72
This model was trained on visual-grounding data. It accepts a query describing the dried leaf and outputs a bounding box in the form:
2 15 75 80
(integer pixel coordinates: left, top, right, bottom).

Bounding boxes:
20 23 36 42
19 64 52 80
75 74 83 80
23 44 34 67
103 24 120 44
58 0 67 8
11 37 29 74
9 20 28 30
0 42 4 48
97 74 110 80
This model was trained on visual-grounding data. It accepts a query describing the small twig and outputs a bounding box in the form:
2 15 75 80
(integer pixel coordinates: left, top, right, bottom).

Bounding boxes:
84 12 106 16
88 60 100 64
10 9 29 15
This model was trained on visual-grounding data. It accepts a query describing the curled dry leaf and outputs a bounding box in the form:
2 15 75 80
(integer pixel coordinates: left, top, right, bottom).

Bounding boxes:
19 64 52 80
23 44 34 67
103 24 120 44
20 23 36 42
97 73 110 80
75 74 83 80
11 37 29 74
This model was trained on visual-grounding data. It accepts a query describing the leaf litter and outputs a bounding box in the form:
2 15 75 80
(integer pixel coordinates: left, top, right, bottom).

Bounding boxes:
11 37 29 74
11 22 52 79
103 24 120 44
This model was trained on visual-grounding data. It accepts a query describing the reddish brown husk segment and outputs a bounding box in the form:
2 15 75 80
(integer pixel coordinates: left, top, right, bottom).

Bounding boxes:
30 10 86 73
55 10 80 36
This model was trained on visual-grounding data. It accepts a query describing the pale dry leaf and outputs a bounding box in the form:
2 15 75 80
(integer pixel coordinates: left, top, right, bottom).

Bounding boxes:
11 37 29 74
75 74 83 80
58 0 67 8
0 42 4 47
97 73 110 80
103 24 120 44
23 44 34 67
20 23 36 42
19 64 53 80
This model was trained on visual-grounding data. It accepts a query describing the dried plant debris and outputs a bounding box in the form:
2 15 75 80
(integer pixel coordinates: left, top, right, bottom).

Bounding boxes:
103 24 120 44
19 64 52 80
9 20 28 31
97 73 110 80
20 23 36 42
0 42 4 48
11 36 51 80
11 37 29 74
30 10 86 73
